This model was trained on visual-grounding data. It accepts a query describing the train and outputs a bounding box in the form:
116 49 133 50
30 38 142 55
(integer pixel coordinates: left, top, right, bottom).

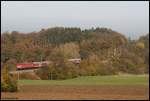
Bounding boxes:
16 61 50 70
16 58 81 70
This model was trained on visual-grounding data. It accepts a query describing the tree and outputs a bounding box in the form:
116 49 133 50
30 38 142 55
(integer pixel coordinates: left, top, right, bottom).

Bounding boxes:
1 67 17 92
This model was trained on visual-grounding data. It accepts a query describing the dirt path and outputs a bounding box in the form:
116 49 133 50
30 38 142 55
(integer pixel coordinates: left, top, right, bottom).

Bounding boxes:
1 85 149 100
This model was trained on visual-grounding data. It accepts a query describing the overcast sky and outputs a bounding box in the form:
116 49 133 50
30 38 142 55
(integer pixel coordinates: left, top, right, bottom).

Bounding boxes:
1 1 149 39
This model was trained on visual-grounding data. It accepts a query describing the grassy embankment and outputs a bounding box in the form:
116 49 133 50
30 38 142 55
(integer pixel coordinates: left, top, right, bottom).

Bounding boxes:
19 75 149 86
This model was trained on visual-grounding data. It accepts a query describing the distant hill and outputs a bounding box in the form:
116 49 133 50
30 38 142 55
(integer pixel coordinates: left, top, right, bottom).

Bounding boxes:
1 27 149 79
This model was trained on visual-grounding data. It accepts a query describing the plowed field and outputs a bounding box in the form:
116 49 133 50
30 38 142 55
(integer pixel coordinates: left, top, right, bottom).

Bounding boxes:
1 85 149 100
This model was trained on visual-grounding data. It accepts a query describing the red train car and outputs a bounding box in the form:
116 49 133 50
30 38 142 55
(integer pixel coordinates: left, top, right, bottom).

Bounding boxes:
16 63 40 70
16 61 50 70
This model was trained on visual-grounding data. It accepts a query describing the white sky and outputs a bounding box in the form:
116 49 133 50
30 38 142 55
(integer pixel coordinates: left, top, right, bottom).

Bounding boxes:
1 1 149 39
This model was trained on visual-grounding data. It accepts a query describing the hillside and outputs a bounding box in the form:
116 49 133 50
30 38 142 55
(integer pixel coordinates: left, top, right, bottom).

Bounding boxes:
1 27 149 80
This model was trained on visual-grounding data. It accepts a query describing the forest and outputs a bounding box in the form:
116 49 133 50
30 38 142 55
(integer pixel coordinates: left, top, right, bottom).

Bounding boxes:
1 27 149 91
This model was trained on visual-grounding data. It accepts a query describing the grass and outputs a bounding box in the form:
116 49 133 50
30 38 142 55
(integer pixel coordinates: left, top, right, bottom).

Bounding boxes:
19 75 149 86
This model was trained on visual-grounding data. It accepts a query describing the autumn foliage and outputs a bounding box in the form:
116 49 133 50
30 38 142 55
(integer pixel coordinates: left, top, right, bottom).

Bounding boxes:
1 27 149 81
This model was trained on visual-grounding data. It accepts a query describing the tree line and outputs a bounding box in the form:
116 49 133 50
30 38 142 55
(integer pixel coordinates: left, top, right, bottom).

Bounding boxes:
1 27 149 91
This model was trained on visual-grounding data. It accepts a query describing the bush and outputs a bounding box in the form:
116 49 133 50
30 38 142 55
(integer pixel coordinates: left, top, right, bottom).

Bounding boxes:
35 66 50 80
35 60 79 80
8 75 18 92
1 79 8 92
96 63 117 75
19 72 40 80
127 63 136 72
1 67 18 92
49 61 79 80
79 59 117 76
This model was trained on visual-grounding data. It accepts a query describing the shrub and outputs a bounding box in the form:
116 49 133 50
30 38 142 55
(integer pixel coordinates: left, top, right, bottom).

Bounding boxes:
35 66 50 80
79 59 117 76
127 63 136 72
96 63 117 75
1 67 18 92
49 61 79 80
35 60 79 80
8 75 18 92
19 72 40 80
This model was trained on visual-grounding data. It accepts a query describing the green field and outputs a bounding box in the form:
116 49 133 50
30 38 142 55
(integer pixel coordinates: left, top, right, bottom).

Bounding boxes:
19 75 149 85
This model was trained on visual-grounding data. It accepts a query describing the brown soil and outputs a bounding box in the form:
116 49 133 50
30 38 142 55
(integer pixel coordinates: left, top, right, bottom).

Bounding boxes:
1 85 149 100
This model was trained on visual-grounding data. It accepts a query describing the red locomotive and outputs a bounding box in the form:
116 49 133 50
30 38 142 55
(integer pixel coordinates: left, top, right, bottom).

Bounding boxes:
16 61 50 70
16 63 40 70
